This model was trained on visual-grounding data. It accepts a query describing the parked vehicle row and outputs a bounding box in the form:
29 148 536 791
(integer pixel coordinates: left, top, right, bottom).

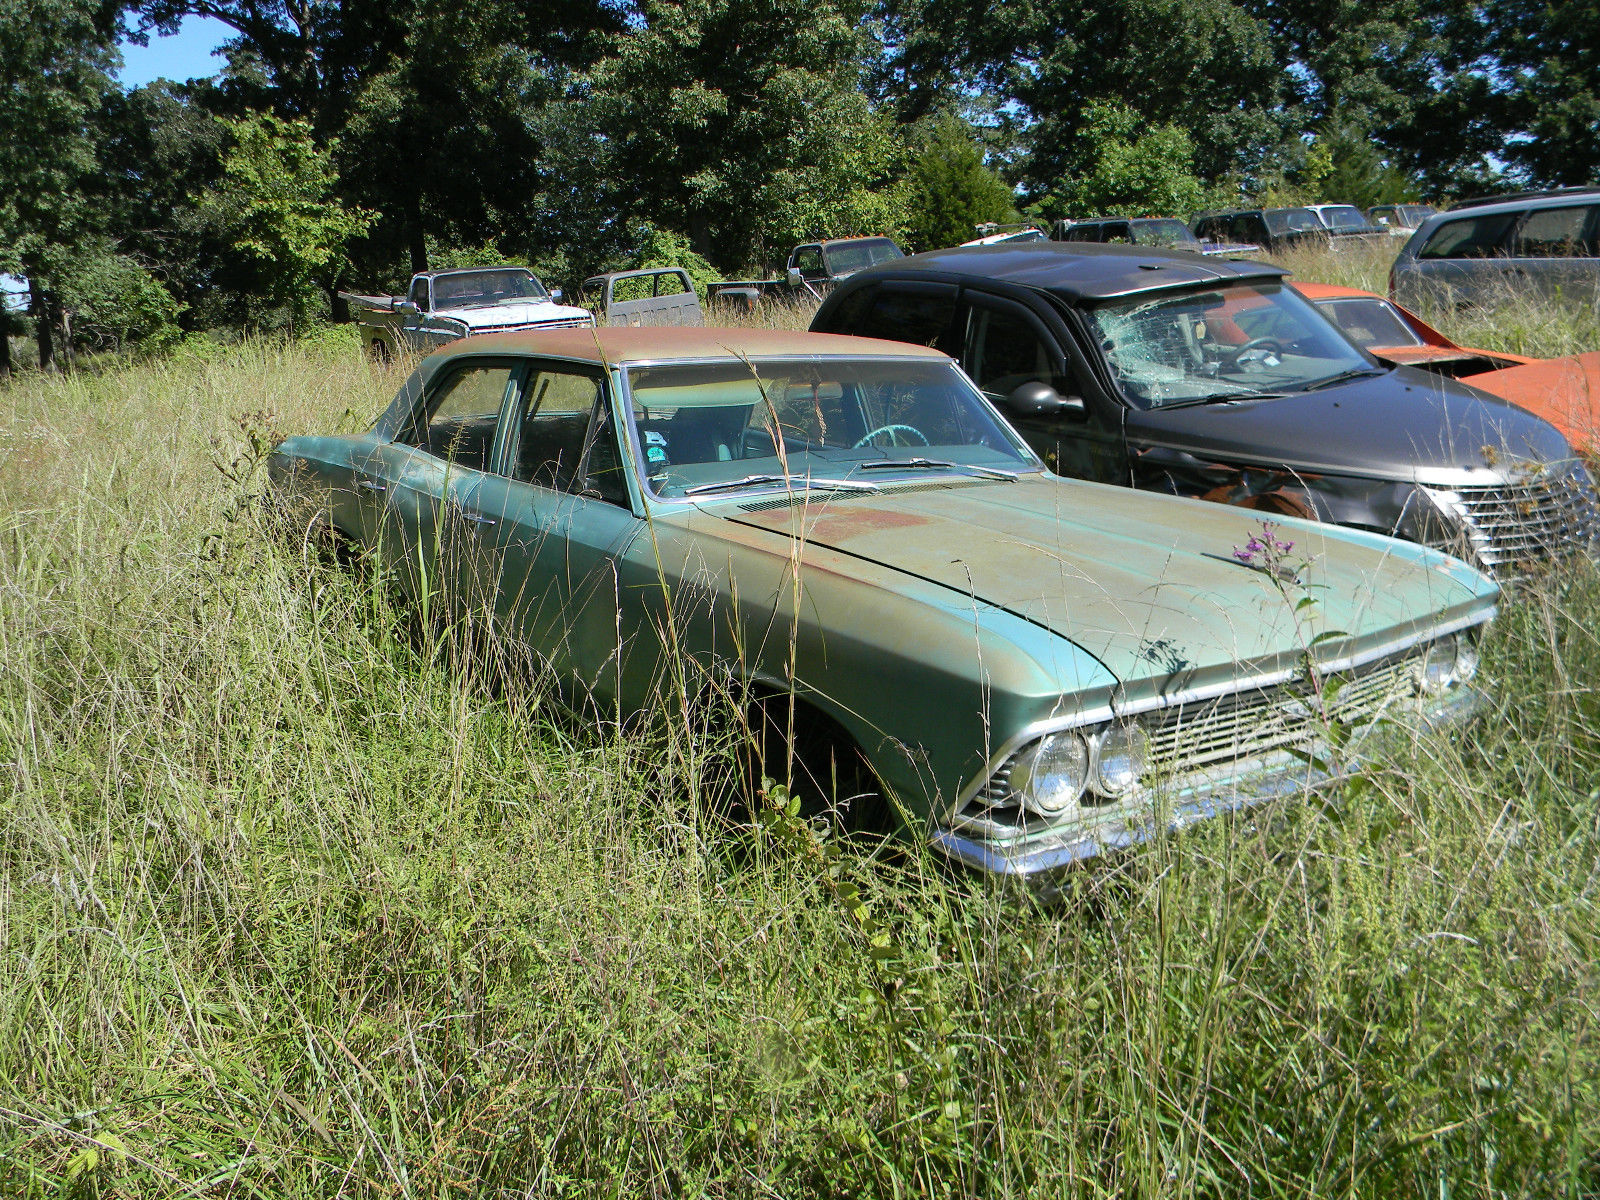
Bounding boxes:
287 216 1596 883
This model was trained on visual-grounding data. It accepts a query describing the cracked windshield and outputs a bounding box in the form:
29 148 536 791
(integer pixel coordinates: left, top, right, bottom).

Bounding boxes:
1089 282 1376 409
623 359 1036 498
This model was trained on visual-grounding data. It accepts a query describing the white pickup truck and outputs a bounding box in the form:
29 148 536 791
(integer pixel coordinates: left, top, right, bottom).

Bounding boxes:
341 265 593 361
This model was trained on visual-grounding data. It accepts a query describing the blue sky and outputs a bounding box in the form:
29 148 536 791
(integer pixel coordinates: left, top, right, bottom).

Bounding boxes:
116 14 233 88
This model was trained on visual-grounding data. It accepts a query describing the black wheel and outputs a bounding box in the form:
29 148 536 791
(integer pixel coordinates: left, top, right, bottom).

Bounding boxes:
369 337 393 365
744 696 890 836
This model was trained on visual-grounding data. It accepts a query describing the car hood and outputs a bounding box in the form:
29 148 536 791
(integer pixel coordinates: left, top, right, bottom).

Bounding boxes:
1459 352 1600 453
1368 345 1526 371
714 475 1492 688
445 300 593 328
1128 366 1575 484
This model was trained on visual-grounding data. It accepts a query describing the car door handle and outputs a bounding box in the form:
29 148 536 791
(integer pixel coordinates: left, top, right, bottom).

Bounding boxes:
461 512 497 527
358 479 387 493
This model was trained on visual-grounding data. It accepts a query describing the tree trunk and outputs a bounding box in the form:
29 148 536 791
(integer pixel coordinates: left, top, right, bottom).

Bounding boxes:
31 277 55 373
0 316 11 383
407 192 428 274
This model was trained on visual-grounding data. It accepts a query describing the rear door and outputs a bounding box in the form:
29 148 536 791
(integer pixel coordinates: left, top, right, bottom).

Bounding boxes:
381 357 523 610
455 361 645 699
1509 203 1600 304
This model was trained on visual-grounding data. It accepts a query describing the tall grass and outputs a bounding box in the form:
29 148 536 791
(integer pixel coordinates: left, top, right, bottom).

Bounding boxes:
1 280 1598 1196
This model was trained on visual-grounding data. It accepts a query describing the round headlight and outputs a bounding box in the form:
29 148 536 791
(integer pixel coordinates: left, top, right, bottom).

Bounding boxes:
1095 723 1150 797
1011 732 1089 817
1415 635 1458 695
1454 635 1480 684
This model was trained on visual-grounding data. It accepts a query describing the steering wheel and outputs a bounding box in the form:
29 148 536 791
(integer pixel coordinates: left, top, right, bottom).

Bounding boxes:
853 423 930 448
1226 337 1285 366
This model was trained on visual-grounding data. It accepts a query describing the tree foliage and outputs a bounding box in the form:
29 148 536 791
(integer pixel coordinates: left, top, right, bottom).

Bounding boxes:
1031 102 1216 220
204 112 371 324
902 115 1018 250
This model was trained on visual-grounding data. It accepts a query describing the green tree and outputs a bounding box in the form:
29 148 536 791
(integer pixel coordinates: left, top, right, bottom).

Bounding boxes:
0 0 118 368
1033 102 1214 219
585 0 909 271
902 115 1019 251
204 112 372 325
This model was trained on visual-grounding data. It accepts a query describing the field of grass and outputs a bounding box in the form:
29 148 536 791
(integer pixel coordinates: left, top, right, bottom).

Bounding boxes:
3 257 1600 1197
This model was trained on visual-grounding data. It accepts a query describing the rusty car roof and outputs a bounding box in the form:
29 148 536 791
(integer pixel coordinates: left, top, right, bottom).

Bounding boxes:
429 326 950 365
843 242 1286 301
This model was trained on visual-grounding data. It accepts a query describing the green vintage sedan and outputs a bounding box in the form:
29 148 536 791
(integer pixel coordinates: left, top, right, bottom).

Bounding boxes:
268 328 1498 875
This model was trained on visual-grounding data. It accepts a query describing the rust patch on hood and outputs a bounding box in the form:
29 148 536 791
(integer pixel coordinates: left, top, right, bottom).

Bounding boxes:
742 503 930 543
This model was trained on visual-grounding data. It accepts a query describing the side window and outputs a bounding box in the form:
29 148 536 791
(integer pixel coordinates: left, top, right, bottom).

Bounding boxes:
412 364 516 471
1514 205 1598 257
612 275 654 303
579 402 632 507
964 303 1067 399
792 246 825 278
512 367 604 492
409 277 429 309
856 285 959 352
1418 213 1517 260
1066 224 1097 242
1104 222 1132 244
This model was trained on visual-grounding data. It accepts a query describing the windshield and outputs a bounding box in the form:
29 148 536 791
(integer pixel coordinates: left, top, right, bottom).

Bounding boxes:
1088 282 1378 409
622 358 1036 498
432 269 550 310
1314 297 1425 348
823 239 905 276
1317 206 1370 230
1265 208 1322 234
1132 219 1201 249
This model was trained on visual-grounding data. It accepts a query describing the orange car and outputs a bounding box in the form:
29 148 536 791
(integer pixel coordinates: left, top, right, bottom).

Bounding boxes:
1294 281 1600 454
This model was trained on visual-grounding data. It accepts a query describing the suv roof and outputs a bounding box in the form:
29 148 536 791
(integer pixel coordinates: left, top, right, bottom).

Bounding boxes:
840 242 1285 302
1446 187 1600 212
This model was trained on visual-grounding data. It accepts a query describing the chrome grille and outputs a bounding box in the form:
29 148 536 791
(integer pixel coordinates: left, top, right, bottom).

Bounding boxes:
1147 656 1412 772
973 652 1420 814
473 316 595 333
1427 466 1600 575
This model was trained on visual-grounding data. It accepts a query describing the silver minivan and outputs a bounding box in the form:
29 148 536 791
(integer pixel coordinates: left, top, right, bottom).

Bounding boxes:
1391 189 1600 310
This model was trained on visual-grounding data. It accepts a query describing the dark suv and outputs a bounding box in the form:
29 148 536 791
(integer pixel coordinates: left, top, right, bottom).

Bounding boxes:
810 243 1598 578
1192 208 1332 252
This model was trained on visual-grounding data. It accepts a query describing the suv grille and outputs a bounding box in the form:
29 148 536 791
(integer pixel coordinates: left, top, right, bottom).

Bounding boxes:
1425 466 1599 576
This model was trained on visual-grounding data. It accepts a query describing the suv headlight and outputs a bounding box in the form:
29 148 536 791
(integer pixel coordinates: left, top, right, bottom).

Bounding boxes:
1094 723 1151 797
1012 732 1089 817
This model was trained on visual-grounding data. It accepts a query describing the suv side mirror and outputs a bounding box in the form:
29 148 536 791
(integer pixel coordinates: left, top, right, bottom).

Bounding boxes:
550 288 563 303
396 300 419 316
1003 380 1087 421
786 266 804 288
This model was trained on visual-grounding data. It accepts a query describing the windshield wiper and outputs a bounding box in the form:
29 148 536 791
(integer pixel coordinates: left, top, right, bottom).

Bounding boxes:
682 473 880 497
1163 389 1289 408
1303 367 1386 391
859 458 1020 480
